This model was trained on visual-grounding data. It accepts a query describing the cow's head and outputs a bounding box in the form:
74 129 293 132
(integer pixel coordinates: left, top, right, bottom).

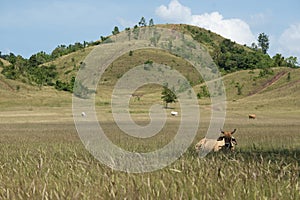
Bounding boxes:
220 128 236 138
219 129 237 150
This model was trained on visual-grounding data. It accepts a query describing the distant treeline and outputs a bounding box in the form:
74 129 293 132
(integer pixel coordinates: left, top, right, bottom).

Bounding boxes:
185 25 299 72
0 40 100 91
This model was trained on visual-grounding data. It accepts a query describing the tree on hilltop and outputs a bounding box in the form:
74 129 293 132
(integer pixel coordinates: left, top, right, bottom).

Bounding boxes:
285 56 299 68
138 17 147 27
272 53 285 67
149 18 154 26
258 33 269 54
112 26 120 35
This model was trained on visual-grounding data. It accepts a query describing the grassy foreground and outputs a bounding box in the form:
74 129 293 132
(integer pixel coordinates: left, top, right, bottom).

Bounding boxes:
0 67 299 199
0 113 299 199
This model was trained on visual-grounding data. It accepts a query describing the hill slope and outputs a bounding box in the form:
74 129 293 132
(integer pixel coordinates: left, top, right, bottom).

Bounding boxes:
0 58 11 67
1 24 278 90
0 24 298 114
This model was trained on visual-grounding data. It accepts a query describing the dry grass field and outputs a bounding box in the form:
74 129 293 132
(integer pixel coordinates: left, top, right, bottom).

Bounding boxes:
0 67 299 199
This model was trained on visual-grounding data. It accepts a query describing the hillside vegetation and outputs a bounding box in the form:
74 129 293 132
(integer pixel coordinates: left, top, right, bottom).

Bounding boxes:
0 24 299 112
0 24 298 93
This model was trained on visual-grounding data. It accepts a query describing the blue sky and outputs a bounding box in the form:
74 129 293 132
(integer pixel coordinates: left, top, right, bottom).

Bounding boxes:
1 0 300 59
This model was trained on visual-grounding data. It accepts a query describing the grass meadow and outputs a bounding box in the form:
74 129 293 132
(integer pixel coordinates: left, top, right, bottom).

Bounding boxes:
0 103 299 199
0 67 299 199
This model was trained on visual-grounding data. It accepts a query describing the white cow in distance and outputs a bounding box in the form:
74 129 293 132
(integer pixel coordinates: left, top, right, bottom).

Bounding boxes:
171 111 178 116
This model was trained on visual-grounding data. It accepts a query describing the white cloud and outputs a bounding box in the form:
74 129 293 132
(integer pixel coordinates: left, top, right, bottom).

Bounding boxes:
155 0 255 45
279 23 300 59
155 0 192 23
191 12 255 45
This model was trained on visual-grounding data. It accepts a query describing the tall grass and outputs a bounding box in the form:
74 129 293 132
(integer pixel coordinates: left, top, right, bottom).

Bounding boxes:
0 122 299 199
0 67 299 199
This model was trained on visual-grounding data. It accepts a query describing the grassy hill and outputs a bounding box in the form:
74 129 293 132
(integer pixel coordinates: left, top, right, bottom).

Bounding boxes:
0 23 299 119
2 65 299 123
0 64 298 115
44 46 94 81
1 24 283 91
39 24 229 87
46 24 263 84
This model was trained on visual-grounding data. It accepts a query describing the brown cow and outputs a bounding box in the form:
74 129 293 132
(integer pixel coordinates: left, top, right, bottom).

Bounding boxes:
195 129 237 153
249 114 256 119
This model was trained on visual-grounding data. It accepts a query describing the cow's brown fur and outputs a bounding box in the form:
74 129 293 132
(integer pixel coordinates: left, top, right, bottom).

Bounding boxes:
249 114 256 119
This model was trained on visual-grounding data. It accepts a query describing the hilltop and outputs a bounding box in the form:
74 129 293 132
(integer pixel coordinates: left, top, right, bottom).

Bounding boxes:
1 24 296 90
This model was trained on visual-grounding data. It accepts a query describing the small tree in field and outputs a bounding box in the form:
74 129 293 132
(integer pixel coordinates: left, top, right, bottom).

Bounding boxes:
161 85 177 108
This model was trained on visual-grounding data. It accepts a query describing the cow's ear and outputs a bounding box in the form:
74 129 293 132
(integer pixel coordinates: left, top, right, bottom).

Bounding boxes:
217 136 224 141
231 129 237 134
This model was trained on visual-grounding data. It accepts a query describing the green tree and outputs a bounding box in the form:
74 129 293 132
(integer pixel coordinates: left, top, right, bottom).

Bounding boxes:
7 53 17 64
285 56 298 68
51 45 67 59
138 17 147 27
251 42 258 51
112 26 120 35
14 55 27 73
125 27 131 40
29 51 51 67
100 36 108 42
272 53 285 67
258 33 269 54
149 18 154 26
1 64 17 79
161 85 177 108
